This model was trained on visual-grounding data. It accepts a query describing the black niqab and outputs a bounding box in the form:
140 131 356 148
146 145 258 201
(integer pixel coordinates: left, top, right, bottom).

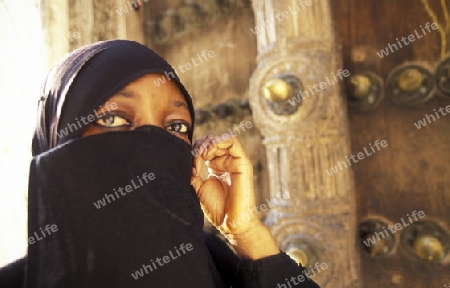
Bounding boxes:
27 40 225 287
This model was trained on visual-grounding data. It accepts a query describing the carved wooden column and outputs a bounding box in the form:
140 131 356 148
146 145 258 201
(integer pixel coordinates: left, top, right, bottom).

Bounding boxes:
249 1 361 287
42 0 143 67
42 0 70 65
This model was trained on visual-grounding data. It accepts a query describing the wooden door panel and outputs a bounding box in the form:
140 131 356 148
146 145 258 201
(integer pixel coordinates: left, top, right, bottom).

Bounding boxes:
334 0 450 286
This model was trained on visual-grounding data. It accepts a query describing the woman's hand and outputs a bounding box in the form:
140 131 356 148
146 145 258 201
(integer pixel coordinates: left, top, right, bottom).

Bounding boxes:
191 134 280 259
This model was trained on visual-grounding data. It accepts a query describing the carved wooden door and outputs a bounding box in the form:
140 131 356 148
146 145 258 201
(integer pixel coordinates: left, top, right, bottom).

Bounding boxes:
335 0 450 287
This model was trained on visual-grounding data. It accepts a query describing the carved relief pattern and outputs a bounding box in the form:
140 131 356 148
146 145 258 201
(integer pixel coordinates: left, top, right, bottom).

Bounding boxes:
420 0 450 59
68 0 95 49
249 0 361 287
267 215 360 287
92 0 123 41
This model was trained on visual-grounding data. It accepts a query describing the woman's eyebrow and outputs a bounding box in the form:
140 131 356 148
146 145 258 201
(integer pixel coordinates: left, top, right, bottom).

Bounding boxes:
173 100 189 110
115 91 188 110
116 90 135 98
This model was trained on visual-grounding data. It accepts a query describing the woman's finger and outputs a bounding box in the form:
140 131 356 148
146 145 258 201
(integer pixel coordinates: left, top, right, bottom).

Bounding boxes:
203 146 229 161
223 135 248 159
205 156 230 174
192 134 213 156
206 155 234 173
191 147 206 193
202 136 235 160
207 138 252 174
190 173 204 193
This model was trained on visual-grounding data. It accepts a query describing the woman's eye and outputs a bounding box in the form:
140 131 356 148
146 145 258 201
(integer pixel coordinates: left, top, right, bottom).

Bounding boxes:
95 114 130 128
167 122 190 134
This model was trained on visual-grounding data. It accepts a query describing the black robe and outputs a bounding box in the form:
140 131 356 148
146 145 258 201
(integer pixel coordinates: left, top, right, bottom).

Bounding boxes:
1 127 319 287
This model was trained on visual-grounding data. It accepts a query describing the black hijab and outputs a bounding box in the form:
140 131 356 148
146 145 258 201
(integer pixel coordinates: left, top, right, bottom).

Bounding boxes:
32 39 195 156
26 40 227 287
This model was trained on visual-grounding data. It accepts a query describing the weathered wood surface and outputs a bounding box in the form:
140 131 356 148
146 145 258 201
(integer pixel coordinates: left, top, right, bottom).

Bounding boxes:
248 0 359 286
335 0 450 286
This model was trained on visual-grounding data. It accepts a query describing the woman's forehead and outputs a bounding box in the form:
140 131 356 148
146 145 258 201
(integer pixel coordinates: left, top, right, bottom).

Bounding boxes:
124 74 184 93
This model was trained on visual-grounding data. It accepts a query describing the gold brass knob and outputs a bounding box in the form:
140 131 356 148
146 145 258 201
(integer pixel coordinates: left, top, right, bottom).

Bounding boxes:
402 221 450 262
349 74 372 98
262 78 293 102
363 234 390 257
359 219 395 257
396 68 424 92
412 234 446 261
286 248 309 267
387 64 434 106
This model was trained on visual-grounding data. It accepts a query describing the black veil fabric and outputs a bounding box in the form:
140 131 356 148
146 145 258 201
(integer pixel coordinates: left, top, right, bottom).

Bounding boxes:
32 40 195 156
27 127 226 287
26 40 227 287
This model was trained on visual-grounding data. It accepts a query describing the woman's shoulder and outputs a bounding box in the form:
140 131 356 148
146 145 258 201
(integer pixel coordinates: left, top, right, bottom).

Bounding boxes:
0 257 26 288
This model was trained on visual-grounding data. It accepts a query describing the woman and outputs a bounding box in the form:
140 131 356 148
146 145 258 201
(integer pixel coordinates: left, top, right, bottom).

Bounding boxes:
0 40 320 287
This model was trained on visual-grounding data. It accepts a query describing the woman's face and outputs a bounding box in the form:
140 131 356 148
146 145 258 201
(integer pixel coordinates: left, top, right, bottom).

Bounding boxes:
83 74 192 144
